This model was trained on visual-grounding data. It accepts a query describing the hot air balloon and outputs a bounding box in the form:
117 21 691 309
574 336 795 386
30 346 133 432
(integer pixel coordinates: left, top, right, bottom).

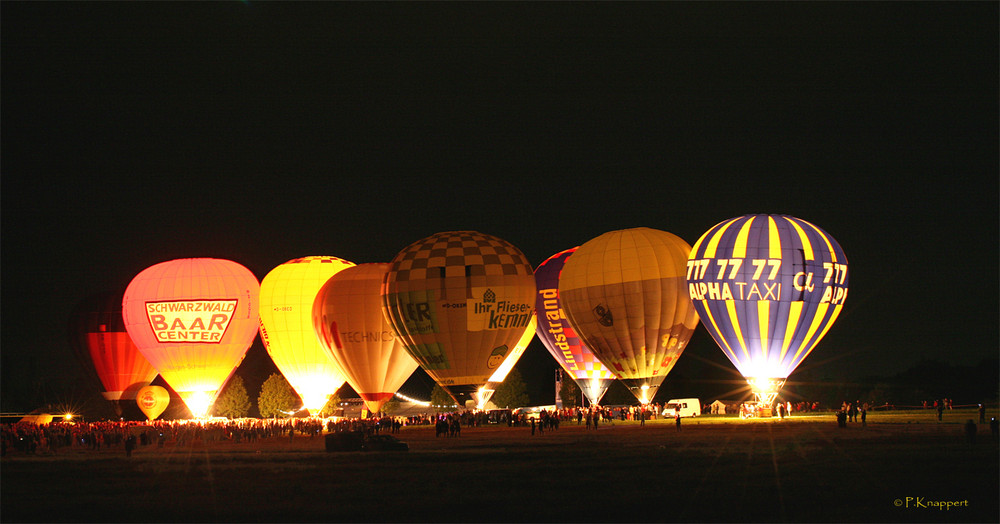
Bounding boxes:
259 256 354 415
558 228 698 404
381 231 536 407
122 258 260 417
687 214 848 405
136 385 170 421
534 248 616 406
71 292 159 417
313 263 419 415
477 313 537 409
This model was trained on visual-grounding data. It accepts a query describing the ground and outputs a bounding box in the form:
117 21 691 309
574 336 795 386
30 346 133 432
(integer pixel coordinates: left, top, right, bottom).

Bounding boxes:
2 410 997 523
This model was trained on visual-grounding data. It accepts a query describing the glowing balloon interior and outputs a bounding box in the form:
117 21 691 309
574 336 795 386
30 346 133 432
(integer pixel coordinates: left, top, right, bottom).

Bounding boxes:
687 214 848 404
558 228 699 404
534 248 616 406
259 256 354 415
136 385 170 421
122 258 260 417
313 263 419 415
381 231 536 406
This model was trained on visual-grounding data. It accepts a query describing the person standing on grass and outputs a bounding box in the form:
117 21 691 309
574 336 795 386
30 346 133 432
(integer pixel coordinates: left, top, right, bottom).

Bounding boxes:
675 413 681 431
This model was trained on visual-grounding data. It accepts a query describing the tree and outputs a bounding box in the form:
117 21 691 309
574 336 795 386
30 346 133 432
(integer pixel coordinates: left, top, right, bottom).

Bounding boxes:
430 384 458 412
559 377 580 408
316 393 342 417
491 368 530 408
214 375 251 419
257 373 298 418
381 397 401 415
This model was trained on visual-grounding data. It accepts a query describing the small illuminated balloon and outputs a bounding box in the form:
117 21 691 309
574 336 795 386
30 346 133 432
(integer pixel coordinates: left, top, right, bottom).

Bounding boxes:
259 256 354 415
687 214 848 404
381 231 536 406
122 258 260 417
136 385 170 421
71 292 158 416
313 263 419 415
558 228 699 404
534 248 616 406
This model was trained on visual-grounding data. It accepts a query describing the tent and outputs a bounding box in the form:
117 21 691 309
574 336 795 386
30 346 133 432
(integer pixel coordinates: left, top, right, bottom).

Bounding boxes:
709 400 741 415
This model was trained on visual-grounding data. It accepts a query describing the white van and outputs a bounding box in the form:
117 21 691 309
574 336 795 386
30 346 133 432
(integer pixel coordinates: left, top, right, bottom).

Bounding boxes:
662 398 701 418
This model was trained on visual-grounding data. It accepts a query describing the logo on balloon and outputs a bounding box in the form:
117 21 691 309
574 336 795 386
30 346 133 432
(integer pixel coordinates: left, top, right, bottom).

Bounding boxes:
593 304 614 327
139 391 157 409
487 345 508 369
145 299 237 343
468 287 532 331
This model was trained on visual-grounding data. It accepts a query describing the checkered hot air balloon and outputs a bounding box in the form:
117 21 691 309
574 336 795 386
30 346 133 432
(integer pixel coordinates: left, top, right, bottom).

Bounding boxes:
381 231 536 407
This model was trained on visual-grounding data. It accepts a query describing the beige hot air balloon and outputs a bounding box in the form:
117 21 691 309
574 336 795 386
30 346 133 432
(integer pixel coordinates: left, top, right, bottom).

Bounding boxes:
259 256 354 415
381 231 537 406
313 263 419 415
558 227 699 404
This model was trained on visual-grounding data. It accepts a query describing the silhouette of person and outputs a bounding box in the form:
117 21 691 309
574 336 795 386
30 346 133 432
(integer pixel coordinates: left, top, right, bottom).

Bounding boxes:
675 413 681 431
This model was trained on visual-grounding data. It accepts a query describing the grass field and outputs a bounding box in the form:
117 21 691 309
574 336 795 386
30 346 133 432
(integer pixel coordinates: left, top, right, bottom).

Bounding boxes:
2 409 997 523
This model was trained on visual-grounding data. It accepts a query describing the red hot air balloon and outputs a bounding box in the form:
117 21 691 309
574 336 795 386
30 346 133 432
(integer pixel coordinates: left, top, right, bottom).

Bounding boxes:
122 258 260 417
72 292 158 416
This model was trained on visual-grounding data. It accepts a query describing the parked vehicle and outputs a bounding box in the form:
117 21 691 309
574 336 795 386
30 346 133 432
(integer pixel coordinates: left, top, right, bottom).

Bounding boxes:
661 398 701 418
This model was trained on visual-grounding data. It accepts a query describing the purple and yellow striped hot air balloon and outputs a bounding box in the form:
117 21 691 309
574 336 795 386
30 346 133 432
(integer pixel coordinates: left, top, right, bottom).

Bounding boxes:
686 214 848 404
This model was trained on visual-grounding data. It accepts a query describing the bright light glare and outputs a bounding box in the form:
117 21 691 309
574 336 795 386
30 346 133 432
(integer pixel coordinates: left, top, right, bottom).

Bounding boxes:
746 377 785 405
301 393 330 415
185 391 213 418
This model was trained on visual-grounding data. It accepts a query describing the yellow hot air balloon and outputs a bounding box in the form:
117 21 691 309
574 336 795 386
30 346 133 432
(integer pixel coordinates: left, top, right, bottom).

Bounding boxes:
122 258 260 417
313 263 419 415
136 385 170 421
259 256 354 415
558 228 699 404
381 231 536 407
477 313 537 409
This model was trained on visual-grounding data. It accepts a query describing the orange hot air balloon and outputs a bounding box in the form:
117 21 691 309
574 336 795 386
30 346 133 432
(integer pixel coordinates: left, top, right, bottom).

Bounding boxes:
71 292 158 416
259 256 354 415
122 258 260 417
136 385 170 421
313 263 419 415
381 231 537 407
558 228 699 404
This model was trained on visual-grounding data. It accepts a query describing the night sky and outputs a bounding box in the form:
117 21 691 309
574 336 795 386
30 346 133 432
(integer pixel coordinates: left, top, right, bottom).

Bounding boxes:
2 2 997 415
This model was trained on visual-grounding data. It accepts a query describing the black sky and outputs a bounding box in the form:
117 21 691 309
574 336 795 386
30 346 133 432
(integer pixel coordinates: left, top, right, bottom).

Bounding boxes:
2 2 997 413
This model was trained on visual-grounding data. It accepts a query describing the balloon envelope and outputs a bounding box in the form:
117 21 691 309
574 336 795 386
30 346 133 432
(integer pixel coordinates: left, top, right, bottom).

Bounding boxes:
313 263 419 415
72 292 158 413
558 228 698 404
260 256 354 415
534 248 616 406
381 231 536 406
122 258 260 417
478 312 537 409
136 385 170 420
686 214 848 400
